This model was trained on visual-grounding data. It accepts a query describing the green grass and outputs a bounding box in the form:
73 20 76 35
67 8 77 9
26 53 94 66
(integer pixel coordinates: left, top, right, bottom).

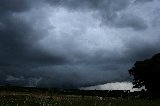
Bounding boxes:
0 94 160 106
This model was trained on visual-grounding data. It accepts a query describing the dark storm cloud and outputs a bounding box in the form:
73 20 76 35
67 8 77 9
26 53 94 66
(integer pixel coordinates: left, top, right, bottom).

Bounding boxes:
0 14 67 65
0 0 68 87
123 38 160 62
0 0 33 13
0 0 159 88
46 0 147 30
134 0 154 3
46 0 101 9
112 14 148 30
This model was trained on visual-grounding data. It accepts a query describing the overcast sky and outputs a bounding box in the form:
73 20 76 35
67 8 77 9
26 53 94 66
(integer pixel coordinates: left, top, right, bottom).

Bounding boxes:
0 0 160 89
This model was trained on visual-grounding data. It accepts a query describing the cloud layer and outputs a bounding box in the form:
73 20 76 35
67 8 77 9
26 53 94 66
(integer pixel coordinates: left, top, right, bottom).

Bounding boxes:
80 82 141 92
0 0 160 88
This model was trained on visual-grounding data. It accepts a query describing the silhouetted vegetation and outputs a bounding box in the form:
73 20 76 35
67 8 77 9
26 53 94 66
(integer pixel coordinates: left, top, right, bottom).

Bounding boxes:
129 53 160 98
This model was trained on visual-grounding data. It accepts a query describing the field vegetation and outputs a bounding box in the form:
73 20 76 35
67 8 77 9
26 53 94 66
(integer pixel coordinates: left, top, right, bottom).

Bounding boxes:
1 92 160 106
0 86 160 106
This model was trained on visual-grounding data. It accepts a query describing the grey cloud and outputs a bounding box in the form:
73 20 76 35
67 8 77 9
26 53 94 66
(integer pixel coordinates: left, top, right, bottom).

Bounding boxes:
46 0 148 30
0 12 67 66
35 64 131 88
0 1 69 86
0 0 159 88
134 0 154 3
0 0 34 13
114 14 148 30
123 38 160 62
46 0 129 10
46 0 101 10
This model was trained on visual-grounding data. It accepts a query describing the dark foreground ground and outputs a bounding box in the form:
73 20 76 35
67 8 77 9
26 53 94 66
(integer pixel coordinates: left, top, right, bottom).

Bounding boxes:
0 86 160 106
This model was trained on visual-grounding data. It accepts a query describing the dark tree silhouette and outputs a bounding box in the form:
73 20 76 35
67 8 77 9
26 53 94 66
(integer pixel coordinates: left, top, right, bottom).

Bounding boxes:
129 53 160 98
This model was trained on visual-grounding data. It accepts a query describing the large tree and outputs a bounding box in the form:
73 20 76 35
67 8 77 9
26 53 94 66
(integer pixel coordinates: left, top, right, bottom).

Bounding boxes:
129 53 160 98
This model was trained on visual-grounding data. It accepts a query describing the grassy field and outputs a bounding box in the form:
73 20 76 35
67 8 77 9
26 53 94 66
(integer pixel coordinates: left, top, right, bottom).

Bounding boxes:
1 93 160 106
